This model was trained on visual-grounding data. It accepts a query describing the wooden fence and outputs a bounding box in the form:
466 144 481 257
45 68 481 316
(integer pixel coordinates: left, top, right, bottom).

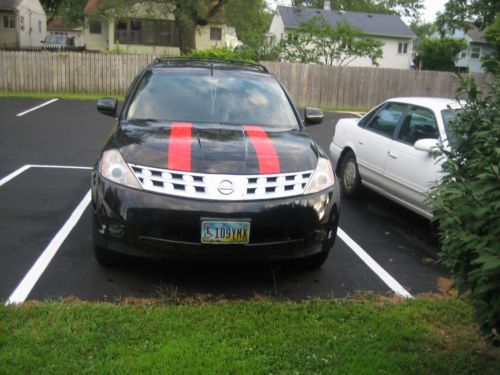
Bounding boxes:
0 51 490 109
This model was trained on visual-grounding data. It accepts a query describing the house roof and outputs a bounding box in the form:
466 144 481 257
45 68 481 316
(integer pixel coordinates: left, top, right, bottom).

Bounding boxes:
84 0 100 15
466 27 487 43
47 16 80 31
277 6 415 38
0 0 23 11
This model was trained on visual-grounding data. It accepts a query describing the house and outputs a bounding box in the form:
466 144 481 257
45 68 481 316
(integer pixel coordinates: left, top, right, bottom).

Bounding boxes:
83 0 232 54
431 27 493 73
0 0 46 47
268 1 415 69
47 16 83 47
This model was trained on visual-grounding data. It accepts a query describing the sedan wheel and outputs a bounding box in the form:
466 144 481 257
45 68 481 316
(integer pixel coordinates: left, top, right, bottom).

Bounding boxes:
340 151 361 197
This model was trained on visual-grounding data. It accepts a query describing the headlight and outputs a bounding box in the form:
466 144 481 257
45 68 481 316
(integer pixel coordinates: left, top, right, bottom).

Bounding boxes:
99 149 141 189
304 157 335 195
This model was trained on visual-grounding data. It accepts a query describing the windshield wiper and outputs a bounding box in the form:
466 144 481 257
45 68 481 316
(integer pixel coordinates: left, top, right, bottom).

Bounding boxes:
128 118 159 122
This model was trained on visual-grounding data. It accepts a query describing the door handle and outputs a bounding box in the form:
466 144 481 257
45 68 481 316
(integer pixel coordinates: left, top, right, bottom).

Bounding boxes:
388 150 398 159
358 140 364 145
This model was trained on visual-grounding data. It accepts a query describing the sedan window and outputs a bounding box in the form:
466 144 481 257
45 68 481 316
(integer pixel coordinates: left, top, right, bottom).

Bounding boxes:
397 107 439 145
366 102 407 137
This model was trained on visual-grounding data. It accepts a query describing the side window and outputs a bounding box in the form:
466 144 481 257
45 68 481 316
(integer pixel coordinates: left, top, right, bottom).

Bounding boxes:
358 103 384 127
366 102 407 138
397 107 439 145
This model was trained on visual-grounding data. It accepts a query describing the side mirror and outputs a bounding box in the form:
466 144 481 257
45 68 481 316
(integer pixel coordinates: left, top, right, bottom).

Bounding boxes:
414 138 439 153
304 107 324 125
97 97 118 117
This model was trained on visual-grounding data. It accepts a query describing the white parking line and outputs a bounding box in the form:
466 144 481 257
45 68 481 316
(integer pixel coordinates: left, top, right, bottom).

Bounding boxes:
0 164 92 189
0 165 32 187
5 190 91 305
30 164 92 170
338 227 413 298
16 98 59 117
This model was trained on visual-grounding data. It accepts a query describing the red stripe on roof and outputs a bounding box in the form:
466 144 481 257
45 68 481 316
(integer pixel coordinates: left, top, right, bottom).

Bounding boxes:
168 122 192 171
244 125 280 174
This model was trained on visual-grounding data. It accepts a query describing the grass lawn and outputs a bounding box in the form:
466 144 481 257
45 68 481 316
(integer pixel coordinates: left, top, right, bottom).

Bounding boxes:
1 296 498 374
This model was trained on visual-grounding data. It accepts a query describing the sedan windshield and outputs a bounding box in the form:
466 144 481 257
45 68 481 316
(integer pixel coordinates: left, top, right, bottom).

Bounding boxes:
441 109 459 144
126 70 300 129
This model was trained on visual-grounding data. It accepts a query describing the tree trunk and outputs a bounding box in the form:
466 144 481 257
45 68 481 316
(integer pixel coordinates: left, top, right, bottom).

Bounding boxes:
177 19 197 53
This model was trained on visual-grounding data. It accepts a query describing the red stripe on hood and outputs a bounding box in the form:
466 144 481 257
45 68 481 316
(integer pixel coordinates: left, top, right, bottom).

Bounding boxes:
244 125 280 174
168 122 192 171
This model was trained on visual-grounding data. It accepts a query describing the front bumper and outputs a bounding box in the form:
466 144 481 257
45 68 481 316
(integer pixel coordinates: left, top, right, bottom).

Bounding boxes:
91 172 340 260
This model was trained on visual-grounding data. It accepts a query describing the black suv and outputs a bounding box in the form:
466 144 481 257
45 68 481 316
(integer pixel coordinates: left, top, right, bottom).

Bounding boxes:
92 58 340 268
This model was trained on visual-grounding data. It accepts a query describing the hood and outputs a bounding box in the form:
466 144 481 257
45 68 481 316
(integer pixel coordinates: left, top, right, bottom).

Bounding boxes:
115 121 318 175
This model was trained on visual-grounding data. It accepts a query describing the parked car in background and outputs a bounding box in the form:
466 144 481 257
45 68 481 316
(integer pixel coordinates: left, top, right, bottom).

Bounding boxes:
92 58 340 269
42 34 75 47
329 97 460 219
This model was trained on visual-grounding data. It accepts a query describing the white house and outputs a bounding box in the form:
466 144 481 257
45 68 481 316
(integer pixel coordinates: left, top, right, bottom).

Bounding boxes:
431 27 493 73
268 2 415 69
47 16 83 47
0 0 46 47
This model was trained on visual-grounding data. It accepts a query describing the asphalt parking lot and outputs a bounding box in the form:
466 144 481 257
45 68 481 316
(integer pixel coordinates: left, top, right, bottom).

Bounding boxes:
0 98 450 303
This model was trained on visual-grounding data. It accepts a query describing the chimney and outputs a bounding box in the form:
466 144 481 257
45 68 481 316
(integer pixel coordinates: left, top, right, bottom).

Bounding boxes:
324 1 331 11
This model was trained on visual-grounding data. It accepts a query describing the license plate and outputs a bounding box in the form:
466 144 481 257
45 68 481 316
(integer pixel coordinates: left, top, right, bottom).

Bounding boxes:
201 220 250 244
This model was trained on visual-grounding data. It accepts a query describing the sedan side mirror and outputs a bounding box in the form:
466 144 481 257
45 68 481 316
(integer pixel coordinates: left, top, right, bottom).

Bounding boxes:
304 107 324 125
97 97 118 117
414 138 439 153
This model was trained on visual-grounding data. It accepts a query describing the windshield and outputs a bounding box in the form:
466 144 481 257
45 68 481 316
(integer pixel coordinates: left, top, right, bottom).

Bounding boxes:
126 70 300 129
441 109 459 143
45 35 66 44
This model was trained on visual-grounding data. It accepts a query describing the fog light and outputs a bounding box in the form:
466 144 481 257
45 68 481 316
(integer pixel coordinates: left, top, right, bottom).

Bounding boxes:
108 222 125 238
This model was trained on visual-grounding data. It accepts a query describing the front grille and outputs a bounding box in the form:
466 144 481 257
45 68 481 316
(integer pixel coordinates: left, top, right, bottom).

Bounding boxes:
129 163 313 201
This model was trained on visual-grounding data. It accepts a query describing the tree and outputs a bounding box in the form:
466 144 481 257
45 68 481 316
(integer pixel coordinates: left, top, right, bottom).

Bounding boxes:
280 16 383 67
410 20 435 40
415 37 467 71
291 0 424 20
40 0 88 24
225 0 273 49
98 0 227 53
430 75 500 345
435 0 499 33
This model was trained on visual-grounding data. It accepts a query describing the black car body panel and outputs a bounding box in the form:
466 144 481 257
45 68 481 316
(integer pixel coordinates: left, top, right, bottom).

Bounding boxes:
91 174 339 260
116 122 319 174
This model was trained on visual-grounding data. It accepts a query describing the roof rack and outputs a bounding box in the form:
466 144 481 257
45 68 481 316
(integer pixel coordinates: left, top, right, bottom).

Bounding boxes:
151 57 269 73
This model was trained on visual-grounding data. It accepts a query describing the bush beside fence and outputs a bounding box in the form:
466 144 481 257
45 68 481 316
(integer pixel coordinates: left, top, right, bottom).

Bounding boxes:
0 51 491 108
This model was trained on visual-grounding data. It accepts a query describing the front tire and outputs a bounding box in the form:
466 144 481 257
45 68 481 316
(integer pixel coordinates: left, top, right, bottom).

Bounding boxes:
93 243 119 267
339 150 361 197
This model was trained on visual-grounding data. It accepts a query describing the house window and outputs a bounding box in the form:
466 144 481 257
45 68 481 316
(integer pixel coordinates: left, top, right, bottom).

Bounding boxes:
114 18 179 47
89 20 102 34
20 16 24 31
398 42 408 55
460 51 467 58
3 15 16 29
38 20 42 33
210 27 222 41
470 46 481 59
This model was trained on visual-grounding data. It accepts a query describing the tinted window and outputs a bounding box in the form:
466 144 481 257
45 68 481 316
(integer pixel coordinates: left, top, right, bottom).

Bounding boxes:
398 107 439 144
366 102 407 137
126 70 299 129
441 109 459 144
358 103 384 127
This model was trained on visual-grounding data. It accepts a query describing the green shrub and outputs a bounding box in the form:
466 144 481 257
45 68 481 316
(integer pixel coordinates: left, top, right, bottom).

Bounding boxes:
430 74 500 344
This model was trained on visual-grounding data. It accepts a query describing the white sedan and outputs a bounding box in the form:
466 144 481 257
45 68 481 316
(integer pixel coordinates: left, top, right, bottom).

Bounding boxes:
329 97 460 219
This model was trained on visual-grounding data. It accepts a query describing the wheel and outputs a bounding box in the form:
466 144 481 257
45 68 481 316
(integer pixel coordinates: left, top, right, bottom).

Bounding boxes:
339 150 361 197
93 243 119 267
300 248 330 270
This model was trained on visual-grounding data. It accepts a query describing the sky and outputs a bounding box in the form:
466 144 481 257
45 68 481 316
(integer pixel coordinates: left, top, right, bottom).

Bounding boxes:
267 0 449 23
